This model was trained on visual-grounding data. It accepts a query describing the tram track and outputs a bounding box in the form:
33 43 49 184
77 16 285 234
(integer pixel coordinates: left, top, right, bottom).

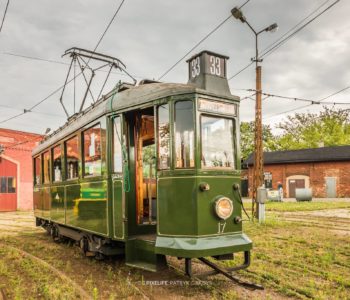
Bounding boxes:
0 242 93 300
0 241 151 300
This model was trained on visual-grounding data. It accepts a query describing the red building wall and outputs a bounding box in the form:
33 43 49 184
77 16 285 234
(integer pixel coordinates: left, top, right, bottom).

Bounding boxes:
242 161 350 198
0 129 42 211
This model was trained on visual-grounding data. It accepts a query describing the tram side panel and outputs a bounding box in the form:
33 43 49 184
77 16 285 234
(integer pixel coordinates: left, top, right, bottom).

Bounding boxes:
33 187 43 218
50 185 65 224
65 181 108 236
157 176 197 236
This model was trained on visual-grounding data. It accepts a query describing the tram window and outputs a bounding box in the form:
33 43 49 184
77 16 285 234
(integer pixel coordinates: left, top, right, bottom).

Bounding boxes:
201 116 234 169
34 156 41 185
83 123 102 177
65 136 79 180
113 117 123 173
157 104 170 169
175 101 195 168
43 151 51 183
52 145 62 182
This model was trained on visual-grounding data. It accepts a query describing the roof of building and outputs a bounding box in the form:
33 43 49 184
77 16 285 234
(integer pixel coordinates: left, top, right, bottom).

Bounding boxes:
0 128 43 152
243 145 350 166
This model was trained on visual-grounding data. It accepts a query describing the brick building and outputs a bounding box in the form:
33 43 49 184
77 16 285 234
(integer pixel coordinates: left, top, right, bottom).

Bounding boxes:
242 146 350 198
0 128 42 211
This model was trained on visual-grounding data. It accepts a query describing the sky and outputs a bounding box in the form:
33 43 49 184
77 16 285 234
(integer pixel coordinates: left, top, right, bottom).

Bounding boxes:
0 0 349 134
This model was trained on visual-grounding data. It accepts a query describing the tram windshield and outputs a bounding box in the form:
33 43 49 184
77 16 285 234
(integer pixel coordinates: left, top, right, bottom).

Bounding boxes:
201 116 234 169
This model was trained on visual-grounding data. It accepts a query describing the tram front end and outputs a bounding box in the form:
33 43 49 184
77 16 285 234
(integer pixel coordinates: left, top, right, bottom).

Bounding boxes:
155 51 252 272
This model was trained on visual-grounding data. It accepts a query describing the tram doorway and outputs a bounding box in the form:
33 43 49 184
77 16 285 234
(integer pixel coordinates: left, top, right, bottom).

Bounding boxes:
135 108 157 225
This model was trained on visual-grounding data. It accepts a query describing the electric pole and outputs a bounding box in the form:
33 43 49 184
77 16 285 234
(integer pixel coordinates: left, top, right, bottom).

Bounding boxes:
231 6 277 218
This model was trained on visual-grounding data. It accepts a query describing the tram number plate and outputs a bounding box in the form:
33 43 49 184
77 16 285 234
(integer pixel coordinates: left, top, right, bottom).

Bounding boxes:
218 222 226 234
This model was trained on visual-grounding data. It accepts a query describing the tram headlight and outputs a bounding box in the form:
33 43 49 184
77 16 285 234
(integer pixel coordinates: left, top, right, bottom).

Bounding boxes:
215 197 233 220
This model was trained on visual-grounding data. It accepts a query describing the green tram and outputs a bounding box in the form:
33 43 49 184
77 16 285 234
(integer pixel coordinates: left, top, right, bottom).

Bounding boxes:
33 50 253 278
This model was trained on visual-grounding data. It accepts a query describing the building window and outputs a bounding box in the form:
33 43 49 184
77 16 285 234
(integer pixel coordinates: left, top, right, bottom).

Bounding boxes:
175 101 194 168
7 177 16 193
65 136 79 180
34 156 41 185
52 145 62 182
264 172 272 189
43 151 51 183
83 123 102 177
113 117 123 173
0 177 16 193
157 104 170 170
0 177 6 193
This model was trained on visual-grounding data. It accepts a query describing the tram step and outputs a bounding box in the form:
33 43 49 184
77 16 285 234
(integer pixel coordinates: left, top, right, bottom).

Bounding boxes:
126 238 167 272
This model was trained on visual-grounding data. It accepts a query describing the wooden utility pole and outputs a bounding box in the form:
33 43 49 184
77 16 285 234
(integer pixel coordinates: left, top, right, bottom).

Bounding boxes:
252 66 264 218
231 6 277 218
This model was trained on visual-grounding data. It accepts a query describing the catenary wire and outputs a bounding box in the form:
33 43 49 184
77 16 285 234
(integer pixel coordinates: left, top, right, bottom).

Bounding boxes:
246 89 350 106
263 84 350 120
0 0 127 127
261 0 341 59
157 0 252 80
1 52 144 79
0 0 9 33
228 0 340 80
0 104 65 118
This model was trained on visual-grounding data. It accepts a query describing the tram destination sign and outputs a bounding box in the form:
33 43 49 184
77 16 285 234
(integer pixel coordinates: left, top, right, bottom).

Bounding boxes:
198 99 237 116
187 51 228 80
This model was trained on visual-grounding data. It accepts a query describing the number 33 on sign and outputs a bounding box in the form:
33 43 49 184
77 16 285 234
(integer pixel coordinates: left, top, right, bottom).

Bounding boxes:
190 55 223 78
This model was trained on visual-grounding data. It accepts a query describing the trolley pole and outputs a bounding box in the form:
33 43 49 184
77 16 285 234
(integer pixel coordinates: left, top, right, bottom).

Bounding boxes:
231 7 277 218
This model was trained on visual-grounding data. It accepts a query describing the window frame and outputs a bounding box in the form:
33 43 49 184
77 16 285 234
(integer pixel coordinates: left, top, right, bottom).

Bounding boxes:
157 103 171 170
174 100 195 169
112 116 124 174
52 144 63 183
199 113 236 171
43 150 51 184
64 135 80 181
0 176 7 193
7 177 16 193
82 122 102 178
34 155 42 186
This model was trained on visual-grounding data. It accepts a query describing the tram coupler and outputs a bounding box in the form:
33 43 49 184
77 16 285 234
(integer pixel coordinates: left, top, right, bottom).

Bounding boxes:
197 251 263 290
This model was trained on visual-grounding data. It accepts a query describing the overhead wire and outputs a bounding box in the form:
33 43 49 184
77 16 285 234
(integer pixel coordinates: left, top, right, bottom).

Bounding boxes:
246 89 350 106
229 0 341 80
263 85 350 120
157 0 252 80
260 0 332 55
1 52 144 78
0 103 64 118
0 0 127 127
261 0 341 59
0 0 9 33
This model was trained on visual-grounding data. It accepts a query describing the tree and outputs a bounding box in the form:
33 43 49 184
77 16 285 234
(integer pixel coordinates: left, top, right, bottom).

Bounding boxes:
240 122 277 160
275 107 350 150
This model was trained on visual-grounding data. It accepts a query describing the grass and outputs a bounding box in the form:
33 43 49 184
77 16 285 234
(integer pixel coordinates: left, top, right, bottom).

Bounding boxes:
223 216 350 300
1 205 349 299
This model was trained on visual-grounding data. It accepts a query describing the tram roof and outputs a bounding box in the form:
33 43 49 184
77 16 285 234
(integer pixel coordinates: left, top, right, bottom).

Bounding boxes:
33 82 239 155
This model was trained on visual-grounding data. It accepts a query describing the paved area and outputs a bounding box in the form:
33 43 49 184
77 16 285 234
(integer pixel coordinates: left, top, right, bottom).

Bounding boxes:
0 211 39 237
243 197 350 202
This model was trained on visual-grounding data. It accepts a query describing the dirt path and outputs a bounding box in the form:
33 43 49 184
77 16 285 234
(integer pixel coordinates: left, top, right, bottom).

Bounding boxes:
0 211 289 299
280 208 350 235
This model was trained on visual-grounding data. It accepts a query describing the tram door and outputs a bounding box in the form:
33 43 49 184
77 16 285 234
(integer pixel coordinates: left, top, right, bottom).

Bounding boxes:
135 108 157 225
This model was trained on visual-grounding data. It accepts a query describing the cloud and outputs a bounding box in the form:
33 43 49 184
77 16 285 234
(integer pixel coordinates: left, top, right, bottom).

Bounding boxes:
0 0 349 133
